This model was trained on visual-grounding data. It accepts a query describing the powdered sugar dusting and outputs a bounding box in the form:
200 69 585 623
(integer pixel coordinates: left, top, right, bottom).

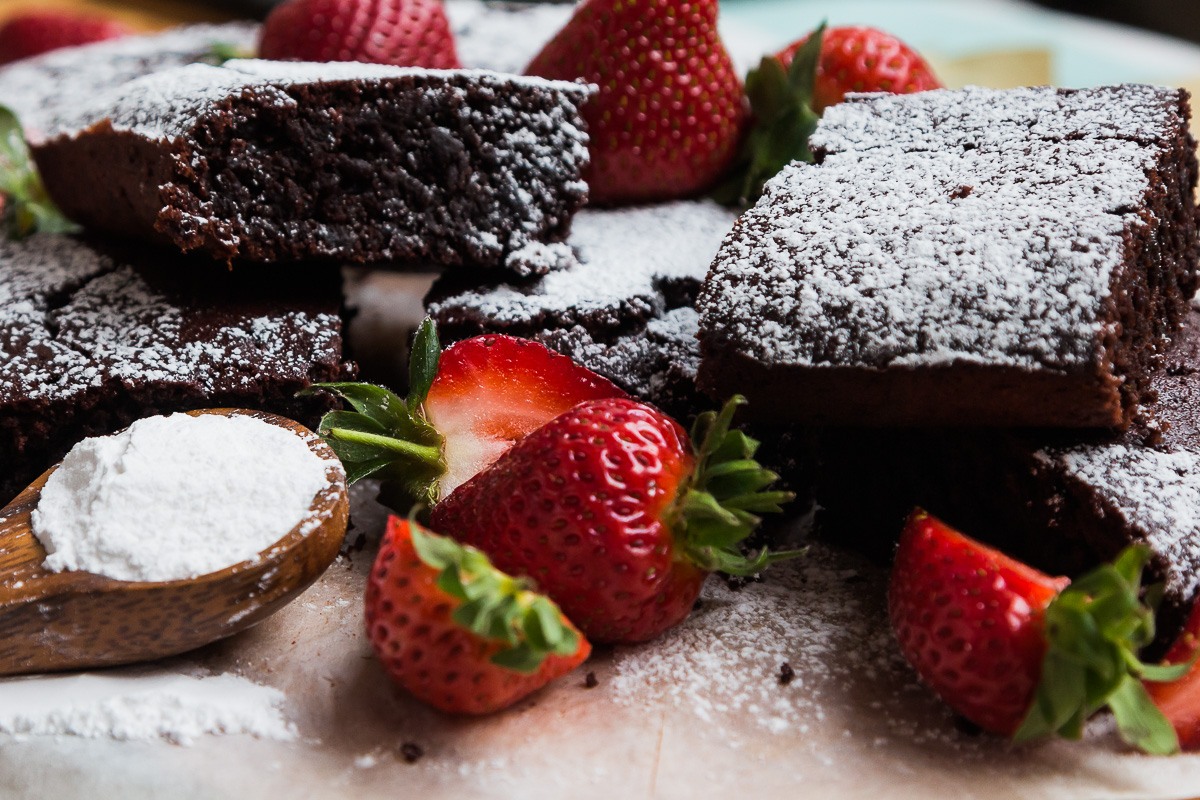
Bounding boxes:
0 23 257 138
699 86 1170 371
0 669 295 745
1039 444 1200 603
431 201 737 330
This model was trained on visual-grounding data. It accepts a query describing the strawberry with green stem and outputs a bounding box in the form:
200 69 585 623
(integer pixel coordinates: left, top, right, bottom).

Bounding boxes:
367 517 590 714
430 395 797 643
889 510 1189 754
312 319 626 509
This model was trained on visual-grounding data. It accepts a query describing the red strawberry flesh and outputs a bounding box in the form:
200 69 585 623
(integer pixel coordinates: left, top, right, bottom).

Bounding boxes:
424 335 627 499
0 12 131 65
259 0 461 69
1149 600 1200 749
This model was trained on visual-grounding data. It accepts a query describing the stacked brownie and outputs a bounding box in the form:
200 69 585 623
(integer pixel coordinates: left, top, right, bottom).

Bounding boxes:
0 24 594 503
691 85 1200 641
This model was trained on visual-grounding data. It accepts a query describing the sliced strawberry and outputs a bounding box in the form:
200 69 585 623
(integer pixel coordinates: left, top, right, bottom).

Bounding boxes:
0 12 131 65
425 335 626 498
312 320 626 508
259 0 461 69
889 510 1183 754
430 396 796 643
366 516 590 714
1148 599 1200 749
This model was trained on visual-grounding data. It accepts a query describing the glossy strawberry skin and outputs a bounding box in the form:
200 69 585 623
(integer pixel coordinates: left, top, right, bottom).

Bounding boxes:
365 517 590 715
888 510 1069 735
424 335 627 499
0 12 131 65
777 26 940 113
259 0 461 69
431 397 704 643
1149 600 1200 748
525 0 748 205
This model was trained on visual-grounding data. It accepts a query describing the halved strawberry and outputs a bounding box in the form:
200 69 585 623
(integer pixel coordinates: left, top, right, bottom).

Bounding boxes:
312 320 626 507
889 510 1186 754
367 516 590 714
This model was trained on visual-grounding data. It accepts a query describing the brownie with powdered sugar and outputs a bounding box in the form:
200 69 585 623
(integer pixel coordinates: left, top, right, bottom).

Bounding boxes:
0 23 257 138
0 234 353 502
426 202 739 416
697 84 1199 428
31 59 590 273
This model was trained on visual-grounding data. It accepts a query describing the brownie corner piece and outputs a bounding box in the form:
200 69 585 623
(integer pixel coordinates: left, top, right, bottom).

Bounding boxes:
31 60 590 270
697 84 1199 428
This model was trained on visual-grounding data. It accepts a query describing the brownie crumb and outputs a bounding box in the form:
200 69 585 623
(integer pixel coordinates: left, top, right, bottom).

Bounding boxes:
692 598 704 611
949 184 973 199
584 671 599 689
398 742 424 763
723 573 763 591
778 662 795 686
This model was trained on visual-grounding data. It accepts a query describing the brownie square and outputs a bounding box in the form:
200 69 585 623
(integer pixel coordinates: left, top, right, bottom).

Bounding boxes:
0 234 354 502
697 85 1199 428
30 60 590 273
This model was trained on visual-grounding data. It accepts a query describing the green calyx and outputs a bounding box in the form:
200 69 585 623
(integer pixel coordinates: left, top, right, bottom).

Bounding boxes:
204 42 255 65
0 105 79 239
410 519 581 673
1015 545 1189 755
669 395 801 577
308 318 446 506
714 22 826 208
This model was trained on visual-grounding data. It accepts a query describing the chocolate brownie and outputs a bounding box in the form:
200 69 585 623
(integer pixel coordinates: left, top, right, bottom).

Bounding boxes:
30 59 590 273
0 23 257 138
0 234 354 503
426 202 739 416
697 85 1200 428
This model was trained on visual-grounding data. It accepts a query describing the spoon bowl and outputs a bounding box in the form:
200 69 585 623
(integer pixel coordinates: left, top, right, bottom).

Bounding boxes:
0 408 349 676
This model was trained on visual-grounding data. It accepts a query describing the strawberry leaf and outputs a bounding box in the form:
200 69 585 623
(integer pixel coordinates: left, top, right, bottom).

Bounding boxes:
0 105 78 239
307 376 445 508
669 395 801 577
1014 545 1181 754
713 23 825 207
407 317 439 411
409 521 582 674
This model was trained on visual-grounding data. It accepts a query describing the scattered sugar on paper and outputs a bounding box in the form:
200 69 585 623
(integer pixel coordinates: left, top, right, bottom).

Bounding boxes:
32 413 340 582
0 669 295 745
607 544 991 757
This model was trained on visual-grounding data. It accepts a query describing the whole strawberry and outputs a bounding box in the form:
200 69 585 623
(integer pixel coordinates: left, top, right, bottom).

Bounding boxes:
1148 599 1200 749
525 0 748 206
889 510 1185 754
0 12 131 65
259 0 461 69
366 517 590 714
430 396 795 643
315 319 626 507
777 26 941 113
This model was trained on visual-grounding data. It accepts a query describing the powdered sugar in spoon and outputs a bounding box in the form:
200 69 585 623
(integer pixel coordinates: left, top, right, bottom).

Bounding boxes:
0 408 349 676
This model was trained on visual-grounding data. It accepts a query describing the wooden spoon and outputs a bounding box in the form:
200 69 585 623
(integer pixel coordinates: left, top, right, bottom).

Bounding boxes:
0 408 349 676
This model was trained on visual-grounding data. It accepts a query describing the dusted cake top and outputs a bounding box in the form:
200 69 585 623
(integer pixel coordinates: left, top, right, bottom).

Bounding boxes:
52 58 591 140
700 85 1181 373
0 23 257 137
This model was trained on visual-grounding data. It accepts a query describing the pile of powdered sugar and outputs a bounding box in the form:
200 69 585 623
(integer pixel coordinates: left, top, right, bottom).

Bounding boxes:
32 413 339 582
0 669 295 745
